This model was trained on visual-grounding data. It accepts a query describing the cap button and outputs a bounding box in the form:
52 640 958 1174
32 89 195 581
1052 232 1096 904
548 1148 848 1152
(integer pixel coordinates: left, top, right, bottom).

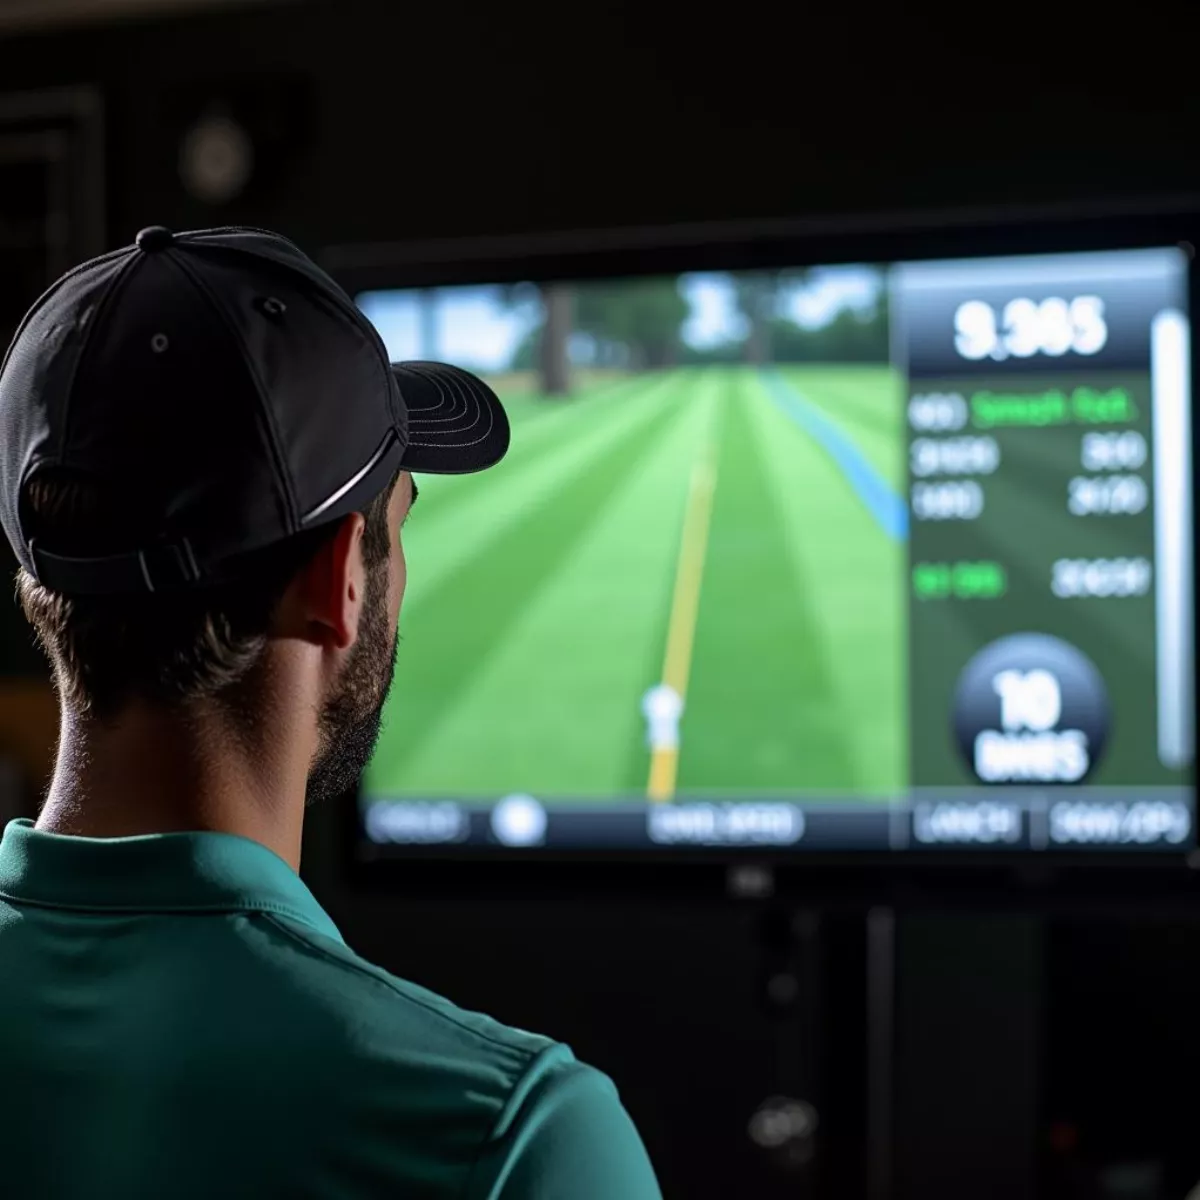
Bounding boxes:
135 226 175 252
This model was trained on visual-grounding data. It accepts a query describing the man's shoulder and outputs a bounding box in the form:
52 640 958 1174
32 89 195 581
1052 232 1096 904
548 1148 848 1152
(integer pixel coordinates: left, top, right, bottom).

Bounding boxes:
239 911 662 1198
254 911 564 1084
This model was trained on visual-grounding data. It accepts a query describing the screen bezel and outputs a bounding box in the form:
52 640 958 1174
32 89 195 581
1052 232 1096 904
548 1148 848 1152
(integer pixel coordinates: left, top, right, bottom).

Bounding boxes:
326 199 1200 882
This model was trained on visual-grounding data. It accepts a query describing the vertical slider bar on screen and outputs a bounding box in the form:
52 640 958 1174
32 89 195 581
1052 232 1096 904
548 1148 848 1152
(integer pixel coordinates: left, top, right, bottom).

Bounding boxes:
1151 308 1193 770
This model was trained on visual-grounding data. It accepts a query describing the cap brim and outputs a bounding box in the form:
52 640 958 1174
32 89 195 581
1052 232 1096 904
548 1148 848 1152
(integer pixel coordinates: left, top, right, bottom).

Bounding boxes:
393 362 510 475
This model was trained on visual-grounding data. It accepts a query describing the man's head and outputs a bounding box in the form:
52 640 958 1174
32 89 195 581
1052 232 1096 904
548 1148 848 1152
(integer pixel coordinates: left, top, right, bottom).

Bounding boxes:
16 464 417 803
0 227 507 811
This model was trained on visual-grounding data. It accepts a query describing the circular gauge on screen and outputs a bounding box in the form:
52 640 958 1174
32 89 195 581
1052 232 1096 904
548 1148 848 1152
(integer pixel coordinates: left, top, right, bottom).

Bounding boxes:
952 633 1110 784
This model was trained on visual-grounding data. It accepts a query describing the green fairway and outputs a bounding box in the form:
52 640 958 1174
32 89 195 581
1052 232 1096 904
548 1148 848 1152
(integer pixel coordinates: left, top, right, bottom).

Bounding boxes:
774 365 906 491
672 371 904 795
365 365 905 803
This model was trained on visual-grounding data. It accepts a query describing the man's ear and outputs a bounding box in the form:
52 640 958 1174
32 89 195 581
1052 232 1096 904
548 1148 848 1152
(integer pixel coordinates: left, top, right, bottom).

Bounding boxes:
283 513 366 650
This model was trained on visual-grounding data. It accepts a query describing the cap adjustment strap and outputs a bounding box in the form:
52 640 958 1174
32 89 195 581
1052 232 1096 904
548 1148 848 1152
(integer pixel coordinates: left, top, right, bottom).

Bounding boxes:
29 537 202 594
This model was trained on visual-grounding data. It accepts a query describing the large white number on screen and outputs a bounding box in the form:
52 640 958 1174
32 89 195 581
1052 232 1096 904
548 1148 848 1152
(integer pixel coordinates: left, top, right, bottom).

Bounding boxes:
993 668 1062 732
953 296 1108 359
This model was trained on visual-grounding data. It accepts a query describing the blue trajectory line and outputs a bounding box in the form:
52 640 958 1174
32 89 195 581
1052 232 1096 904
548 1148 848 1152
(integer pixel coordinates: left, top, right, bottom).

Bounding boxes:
759 370 908 541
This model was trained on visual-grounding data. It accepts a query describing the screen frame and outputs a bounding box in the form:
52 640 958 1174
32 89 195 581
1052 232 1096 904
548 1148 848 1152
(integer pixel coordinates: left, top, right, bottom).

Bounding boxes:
325 198 1200 887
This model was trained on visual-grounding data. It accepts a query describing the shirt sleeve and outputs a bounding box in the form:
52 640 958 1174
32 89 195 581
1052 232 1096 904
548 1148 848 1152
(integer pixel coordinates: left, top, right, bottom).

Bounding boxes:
465 1049 662 1200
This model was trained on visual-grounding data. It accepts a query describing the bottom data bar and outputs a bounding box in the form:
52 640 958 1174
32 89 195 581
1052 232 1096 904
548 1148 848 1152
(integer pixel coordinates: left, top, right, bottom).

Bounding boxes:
360 788 1193 855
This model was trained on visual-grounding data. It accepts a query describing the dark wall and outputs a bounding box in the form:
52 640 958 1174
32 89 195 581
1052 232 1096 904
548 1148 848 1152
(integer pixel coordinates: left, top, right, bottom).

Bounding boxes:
0 4 1198 256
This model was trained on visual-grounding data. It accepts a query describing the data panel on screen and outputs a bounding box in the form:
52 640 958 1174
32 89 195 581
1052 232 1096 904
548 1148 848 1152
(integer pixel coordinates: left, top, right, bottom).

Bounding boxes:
355 247 1194 854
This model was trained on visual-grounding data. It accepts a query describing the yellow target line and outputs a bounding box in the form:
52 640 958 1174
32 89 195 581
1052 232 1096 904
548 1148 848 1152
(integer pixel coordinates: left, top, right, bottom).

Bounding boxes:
647 444 718 801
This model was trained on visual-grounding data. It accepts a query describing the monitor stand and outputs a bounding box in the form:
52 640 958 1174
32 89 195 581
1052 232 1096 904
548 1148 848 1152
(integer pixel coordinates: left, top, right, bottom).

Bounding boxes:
879 909 1043 1200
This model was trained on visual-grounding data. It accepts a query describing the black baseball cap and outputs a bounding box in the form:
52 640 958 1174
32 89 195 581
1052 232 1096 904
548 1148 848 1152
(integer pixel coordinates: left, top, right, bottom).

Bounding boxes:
0 225 509 595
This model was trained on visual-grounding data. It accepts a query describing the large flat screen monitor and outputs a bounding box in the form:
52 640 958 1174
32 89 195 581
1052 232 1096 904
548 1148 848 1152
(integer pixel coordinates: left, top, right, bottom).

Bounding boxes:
351 240 1194 856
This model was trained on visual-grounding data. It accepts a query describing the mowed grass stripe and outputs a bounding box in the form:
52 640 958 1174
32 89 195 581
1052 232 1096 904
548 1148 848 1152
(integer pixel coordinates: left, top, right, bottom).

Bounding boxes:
400 374 682 611
367 384 692 790
677 370 857 792
408 373 671 523
779 367 904 446
776 366 905 490
799 394 903 495
388 377 723 797
745 373 906 795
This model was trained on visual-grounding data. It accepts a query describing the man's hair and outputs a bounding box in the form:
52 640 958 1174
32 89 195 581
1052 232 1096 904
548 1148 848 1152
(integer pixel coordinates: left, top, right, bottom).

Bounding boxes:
16 470 398 720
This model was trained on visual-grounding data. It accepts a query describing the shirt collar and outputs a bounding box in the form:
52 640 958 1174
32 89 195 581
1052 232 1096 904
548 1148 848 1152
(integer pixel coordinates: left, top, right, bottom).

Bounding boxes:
0 819 342 943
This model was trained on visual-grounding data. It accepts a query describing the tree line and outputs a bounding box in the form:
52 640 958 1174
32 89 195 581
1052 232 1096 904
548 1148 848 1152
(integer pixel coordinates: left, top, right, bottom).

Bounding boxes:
505 272 889 395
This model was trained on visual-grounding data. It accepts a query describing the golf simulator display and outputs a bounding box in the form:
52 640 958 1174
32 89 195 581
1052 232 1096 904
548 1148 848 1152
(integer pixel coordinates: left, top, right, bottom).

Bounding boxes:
355 247 1193 854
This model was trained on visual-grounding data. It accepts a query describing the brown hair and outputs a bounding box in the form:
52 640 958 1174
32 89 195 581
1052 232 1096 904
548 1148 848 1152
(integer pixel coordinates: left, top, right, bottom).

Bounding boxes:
17 471 397 720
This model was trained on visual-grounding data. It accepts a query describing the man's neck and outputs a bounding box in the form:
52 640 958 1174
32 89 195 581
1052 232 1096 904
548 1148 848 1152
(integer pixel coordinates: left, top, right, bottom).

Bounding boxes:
36 699 309 870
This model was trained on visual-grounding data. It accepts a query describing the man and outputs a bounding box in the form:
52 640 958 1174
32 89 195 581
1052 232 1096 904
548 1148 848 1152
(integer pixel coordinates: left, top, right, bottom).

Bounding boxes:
0 226 661 1199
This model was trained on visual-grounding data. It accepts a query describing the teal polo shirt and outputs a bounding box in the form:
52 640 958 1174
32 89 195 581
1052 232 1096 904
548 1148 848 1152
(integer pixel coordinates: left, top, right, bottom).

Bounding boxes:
0 820 660 1200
